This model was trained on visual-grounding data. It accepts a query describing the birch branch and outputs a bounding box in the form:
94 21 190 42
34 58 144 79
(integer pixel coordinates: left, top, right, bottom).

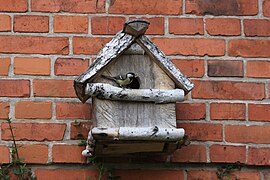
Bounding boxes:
91 127 185 141
85 83 185 103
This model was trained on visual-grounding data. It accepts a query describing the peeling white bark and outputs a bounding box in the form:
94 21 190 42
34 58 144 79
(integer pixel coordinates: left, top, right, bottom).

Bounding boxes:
85 83 185 103
119 127 185 141
136 35 194 93
91 127 185 141
91 127 119 140
82 126 186 157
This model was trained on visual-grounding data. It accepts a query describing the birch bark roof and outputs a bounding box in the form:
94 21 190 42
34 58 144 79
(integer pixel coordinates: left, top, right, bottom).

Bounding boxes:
74 19 194 103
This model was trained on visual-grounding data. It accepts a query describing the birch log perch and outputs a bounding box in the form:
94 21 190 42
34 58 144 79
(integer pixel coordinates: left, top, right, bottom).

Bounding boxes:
82 127 186 157
85 83 184 103
91 127 185 141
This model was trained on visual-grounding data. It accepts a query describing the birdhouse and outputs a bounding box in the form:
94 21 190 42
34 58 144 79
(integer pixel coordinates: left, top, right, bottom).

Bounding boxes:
74 20 193 157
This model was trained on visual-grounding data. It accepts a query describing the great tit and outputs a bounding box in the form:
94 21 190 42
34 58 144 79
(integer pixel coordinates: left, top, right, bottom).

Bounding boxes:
101 72 137 88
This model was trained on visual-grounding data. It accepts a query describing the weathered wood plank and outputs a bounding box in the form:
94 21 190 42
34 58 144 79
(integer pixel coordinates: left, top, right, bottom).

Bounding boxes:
95 142 164 155
74 32 136 102
136 35 194 94
93 54 177 128
123 19 150 37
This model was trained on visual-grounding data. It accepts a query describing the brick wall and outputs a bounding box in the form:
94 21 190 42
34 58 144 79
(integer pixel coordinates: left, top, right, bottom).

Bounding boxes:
0 0 270 179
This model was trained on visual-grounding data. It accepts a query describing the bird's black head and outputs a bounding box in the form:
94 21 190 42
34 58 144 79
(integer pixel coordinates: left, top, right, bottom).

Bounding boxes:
126 72 140 89
126 72 136 78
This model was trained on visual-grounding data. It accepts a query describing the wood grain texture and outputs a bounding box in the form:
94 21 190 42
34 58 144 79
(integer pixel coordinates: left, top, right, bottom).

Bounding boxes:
92 54 176 128
123 19 150 37
136 35 194 93
74 32 135 102
95 142 165 155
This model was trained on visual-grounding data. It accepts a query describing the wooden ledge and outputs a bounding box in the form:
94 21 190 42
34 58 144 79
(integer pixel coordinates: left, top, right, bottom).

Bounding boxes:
82 127 186 157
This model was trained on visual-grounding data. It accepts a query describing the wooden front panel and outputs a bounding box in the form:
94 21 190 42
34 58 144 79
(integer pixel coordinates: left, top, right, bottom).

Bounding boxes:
92 54 176 128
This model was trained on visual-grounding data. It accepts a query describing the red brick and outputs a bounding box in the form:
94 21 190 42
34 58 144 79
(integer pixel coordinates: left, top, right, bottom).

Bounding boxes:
172 144 207 163
56 102 91 120
229 40 270 58
208 60 243 77
187 170 217 180
0 14 11 32
263 0 270 17
35 169 99 180
244 19 270 36
0 57 10 75
225 125 270 144
33 79 76 98
0 145 10 163
54 58 89 76
52 144 86 163
210 145 246 163
0 36 69 55
187 170 260 180
15 101 52 119
1 123 66 141
14 57 51 75
176 103 205 120
206 18 241 36
54 16 88 33
14 15 49 33
249 104 270 122
169 18 203 35
108 0 182 15
0 102 9 119
248 147 270 165
247 61 270 78
152 38 225 56
172 59 204 78
185 0 258 16
232 172 260 180
0 80 30 97
130 17 164 35
70 122 92 140
192 80 265 100
73 37 111 55
115 170 184 180
0 0 27 12
177 123 222 141
17 144 48 164
91 16 125 35
210 103 245 120
31 0 105 13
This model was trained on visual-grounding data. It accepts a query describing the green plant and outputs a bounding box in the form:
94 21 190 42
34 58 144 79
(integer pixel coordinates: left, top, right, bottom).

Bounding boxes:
72 121 120 179
88 157 120 180
0 118 35 180
73 121 87 146
216 162 242 180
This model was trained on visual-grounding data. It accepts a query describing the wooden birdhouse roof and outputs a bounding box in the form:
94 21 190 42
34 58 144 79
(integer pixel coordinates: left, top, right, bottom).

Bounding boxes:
74 20 194 103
